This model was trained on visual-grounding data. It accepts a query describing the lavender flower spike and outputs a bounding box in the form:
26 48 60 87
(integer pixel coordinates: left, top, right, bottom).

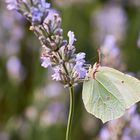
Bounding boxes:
6 0 88 85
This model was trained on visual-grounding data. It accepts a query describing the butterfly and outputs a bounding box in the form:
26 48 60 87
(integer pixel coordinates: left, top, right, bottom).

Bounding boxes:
82 52 140 123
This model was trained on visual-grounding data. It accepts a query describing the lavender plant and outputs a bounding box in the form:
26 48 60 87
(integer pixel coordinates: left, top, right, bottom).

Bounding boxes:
6 0 140 140
6 0 87 139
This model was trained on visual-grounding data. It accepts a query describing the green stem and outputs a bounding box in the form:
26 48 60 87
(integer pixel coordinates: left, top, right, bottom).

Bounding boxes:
66 87 75 140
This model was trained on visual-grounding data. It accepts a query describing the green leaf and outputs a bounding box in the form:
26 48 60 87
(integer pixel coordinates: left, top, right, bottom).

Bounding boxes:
82 66 140 123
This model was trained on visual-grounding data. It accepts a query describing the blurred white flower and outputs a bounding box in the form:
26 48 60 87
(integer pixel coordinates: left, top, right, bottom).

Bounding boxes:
92 4 127 45
122 135 131 140
6 56 22 81
0 132 9 140
101 35 119 57
130 114 140 130
99 128 110 140
137 34 140 49
127 0 140 7
43 82 63 97
126 104 137 116
25 106 38 121
40 102 66 126
100 35 124 69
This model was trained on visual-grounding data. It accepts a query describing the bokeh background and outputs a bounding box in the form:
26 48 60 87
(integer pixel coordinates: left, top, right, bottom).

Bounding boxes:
1 0 140 140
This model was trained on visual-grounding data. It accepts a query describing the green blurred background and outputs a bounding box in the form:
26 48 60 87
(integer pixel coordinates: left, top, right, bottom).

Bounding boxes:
1 0 140 140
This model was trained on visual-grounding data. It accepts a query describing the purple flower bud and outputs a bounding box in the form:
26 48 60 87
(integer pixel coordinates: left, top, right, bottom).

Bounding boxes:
31 7 43 25
67 31 76 47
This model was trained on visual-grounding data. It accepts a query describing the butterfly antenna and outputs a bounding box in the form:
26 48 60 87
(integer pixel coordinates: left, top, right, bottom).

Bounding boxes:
97 48 101 65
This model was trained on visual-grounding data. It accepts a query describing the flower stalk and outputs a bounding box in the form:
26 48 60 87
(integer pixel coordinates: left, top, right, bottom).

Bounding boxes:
66 87 75 140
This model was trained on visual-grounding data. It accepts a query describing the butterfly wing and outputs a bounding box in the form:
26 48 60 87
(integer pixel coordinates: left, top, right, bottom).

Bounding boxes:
82 71 125 123
82 66 140 123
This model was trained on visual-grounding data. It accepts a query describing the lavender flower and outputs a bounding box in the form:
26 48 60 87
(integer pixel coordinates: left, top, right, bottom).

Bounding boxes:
6 56 22 81
73 52 87 79
74 65 87 79
101 35 119 57
92 4 127 45
41 56 52 68
30 0 50 25
137 33 140 49
100 35 124 69
6 0 18 10
99 105 140 140
52 66 61 81
6 0 51 25
67 31 76 46
126 104 136 116
75 52 86 64
38 0 50 10
130 114 140 130
73 63 87 78
43 9 62 33
99 128 110 140
31 7 43 25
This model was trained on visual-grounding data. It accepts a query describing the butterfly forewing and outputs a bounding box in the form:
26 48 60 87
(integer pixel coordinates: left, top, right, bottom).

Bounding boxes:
98 67 140 108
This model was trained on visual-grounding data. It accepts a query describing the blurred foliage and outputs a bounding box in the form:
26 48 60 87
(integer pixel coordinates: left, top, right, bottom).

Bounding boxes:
1 0 140 140
122 7 140 72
